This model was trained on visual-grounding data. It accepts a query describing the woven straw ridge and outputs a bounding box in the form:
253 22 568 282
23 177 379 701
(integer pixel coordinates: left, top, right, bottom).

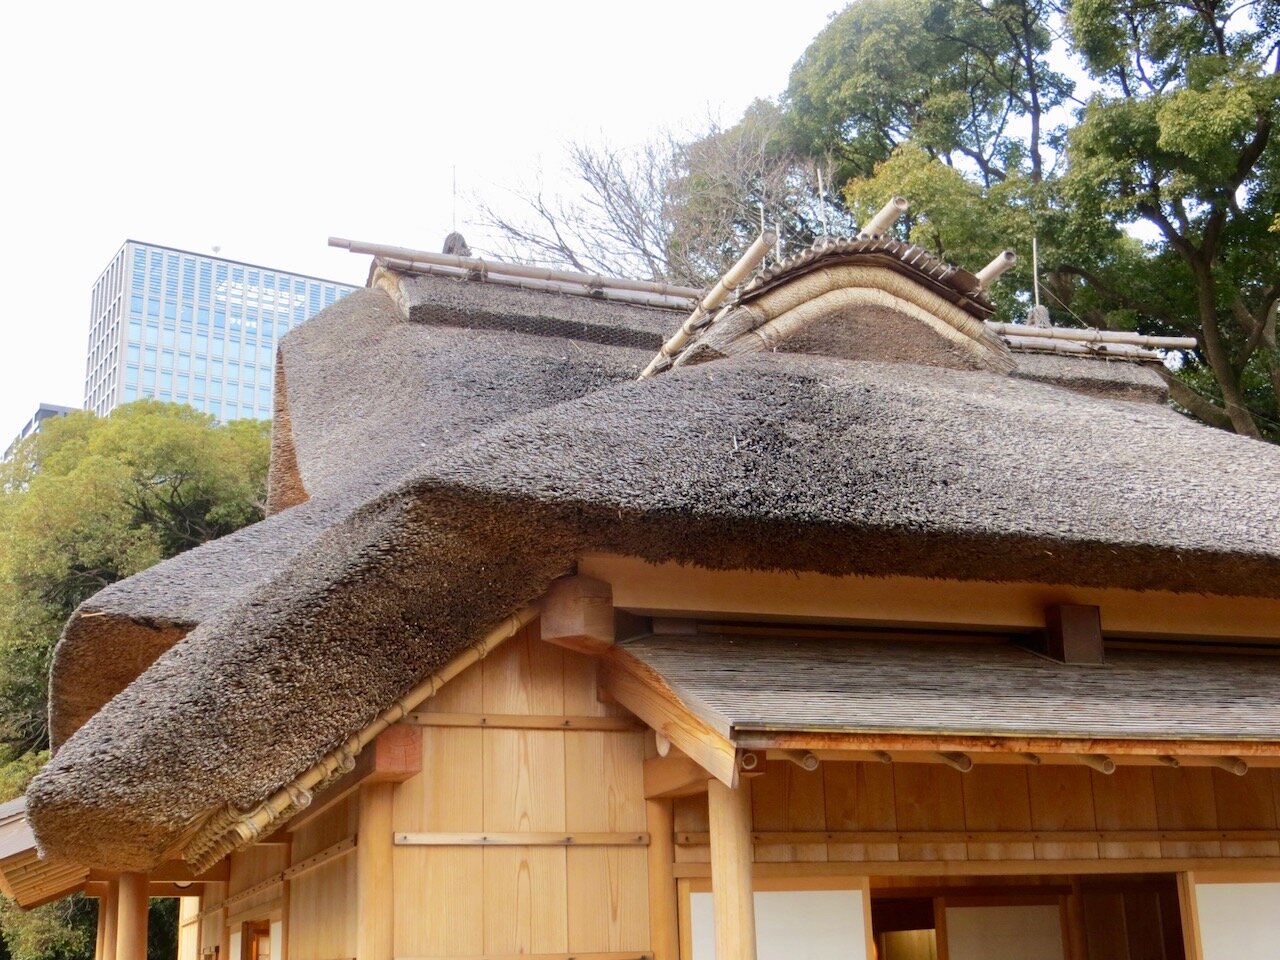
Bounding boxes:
665 238 1010 373
25 258 1280 873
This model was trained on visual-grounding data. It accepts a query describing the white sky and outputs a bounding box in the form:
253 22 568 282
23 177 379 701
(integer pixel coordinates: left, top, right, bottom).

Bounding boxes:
0 0 846 443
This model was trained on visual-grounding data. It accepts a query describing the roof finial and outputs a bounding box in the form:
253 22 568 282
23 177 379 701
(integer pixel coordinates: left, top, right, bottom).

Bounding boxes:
859 196 909 238
443 232 471 257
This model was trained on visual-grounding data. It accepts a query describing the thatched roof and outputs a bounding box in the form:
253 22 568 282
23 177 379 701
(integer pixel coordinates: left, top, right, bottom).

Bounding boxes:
27 241 1280 871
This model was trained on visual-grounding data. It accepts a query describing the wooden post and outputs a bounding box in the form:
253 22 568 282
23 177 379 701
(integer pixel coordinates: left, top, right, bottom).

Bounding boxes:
1178 872 1205 960
96 878 119 960
708 779 756 960
115 872 148 960
647 799 680 960
356 782 394 960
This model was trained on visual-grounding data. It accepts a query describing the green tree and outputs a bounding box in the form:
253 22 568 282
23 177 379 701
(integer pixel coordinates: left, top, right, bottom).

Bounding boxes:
1059 0 1280 437
0 400 271 959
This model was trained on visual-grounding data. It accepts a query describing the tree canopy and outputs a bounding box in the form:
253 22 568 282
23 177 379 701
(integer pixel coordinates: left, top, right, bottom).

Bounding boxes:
0 400 270 959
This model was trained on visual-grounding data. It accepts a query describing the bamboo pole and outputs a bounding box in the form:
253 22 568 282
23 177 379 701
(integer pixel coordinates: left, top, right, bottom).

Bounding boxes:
1207 756 1248 776
115 872 148 960
638 231 777 379
376 256 696 310
330 237 702 299
859 196 910 237
184 606 539 869
976 249 1017 287
986 321 1197 350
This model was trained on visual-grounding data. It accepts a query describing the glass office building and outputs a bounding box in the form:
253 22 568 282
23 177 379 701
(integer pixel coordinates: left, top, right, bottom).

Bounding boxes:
85 241 357 420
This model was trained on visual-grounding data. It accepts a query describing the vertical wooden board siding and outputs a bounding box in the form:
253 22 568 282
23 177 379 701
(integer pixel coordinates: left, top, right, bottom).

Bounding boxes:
482 847 569 955
894 765 967 861
229 845 289 895
1210 768 1280 857
200 882 225 957
482 623 564 715
564 730 647 831
674 795 712 864
824 762 898 862
483 728 567 831
961 766 1034 861
567 847 651 951
418 644 483 713
288 857 356 960
1091 768 1161 859
395 727 484 832
752 761 828 863
1028 767 1100 861
291 797 353 861
393 847 484 957
562 646 625 717
1152 768 1220 859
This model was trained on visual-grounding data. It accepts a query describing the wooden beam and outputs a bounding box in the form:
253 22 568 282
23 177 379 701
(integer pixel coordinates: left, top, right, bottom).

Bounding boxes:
281 724 421 834
1041 604 1105 664
645 756 710 799
402 712 643 731
600 650 739 787
393 832 647 847
733 729 1280 760
675 828 1280 846
89 860 229 884
579 553 1280 642
708 779 756 960
541 575 615 654
357 783 394 960
115 872 147 960
647 799 680 960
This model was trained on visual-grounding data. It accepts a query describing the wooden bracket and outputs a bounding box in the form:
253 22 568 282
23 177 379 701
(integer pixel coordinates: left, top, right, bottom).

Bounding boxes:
645 755 710 799
541 575 616 654
1023 604 1105 664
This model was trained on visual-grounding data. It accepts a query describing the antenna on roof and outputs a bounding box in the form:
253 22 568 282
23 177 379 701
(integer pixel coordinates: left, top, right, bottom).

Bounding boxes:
452 164 458 234
1032 235 1041 309
775 222 783 261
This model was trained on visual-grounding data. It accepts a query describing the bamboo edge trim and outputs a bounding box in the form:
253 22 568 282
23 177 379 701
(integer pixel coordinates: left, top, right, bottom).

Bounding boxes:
394 832 649 847
675 829 1280 846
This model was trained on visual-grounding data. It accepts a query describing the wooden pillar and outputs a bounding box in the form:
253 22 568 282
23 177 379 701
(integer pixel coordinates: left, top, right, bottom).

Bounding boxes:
115 872 148 960
356 782 394 960
646 798 680 960
1178 872 1205 960
708 779 756 960
95 878 119 960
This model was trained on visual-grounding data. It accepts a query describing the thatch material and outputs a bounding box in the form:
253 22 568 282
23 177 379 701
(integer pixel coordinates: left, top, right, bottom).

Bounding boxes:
621 633 1280 742
27 246 1280 872
1011 353 1168 403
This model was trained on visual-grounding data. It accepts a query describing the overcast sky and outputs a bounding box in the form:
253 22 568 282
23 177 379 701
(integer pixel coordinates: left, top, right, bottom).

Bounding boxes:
0 1 846 443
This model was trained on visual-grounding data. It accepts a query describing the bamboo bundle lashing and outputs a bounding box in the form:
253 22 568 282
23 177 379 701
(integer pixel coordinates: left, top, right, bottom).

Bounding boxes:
638 230 777 379
986 322 1198 350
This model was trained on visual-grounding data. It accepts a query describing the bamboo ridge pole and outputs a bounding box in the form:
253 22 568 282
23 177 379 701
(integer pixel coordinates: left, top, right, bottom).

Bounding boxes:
639 230 777 379
329 237 702 300
986 321 1198 350
183 606 539 870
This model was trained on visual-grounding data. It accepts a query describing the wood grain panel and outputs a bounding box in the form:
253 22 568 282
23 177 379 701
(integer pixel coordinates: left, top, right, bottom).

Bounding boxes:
894 765 967 861
483 847 569 955
1211 768 1280 857
824 761 898 862
752 760 828 863
1028 767 1099 861
1092 769 1161 859
1153 768 1220 859
672 796 710 865
962 766 1033 860
483 624 564 715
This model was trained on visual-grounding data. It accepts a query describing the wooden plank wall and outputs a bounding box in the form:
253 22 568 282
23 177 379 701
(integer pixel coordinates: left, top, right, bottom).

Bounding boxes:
391 620 651 958
675 760 1280 869
289 797 357 960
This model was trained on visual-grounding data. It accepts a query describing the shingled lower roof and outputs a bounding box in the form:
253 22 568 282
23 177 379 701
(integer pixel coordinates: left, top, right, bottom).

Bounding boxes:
619 634 1280 743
